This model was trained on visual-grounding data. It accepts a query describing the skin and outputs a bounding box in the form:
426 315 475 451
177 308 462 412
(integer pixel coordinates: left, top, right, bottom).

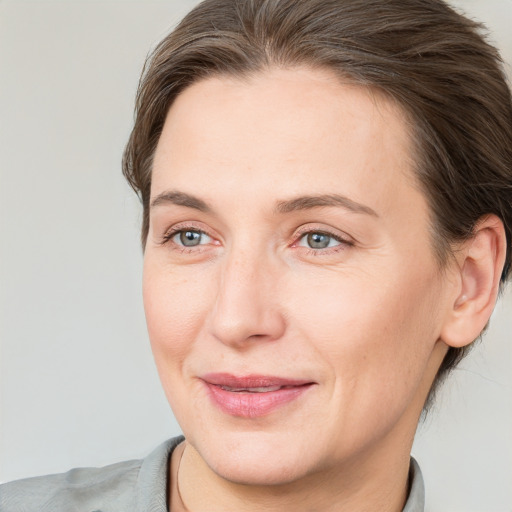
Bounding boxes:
142 67 503 511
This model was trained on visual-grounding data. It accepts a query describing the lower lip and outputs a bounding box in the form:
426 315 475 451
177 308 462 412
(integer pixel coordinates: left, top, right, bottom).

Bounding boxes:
204 382 313 418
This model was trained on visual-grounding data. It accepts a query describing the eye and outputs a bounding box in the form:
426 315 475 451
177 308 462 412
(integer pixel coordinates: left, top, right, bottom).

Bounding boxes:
172 229 212 247
297 231 344 250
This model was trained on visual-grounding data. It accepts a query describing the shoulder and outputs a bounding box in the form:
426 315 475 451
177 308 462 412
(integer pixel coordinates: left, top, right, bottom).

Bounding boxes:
0 436 184 512
0 458 142 512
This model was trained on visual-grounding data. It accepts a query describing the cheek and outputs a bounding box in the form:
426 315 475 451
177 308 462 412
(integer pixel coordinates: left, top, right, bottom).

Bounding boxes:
142 259 219 433
286 262 443 404
142 260 212 373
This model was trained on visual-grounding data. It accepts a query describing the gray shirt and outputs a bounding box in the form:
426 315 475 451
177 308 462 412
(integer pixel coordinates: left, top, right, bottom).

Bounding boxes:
0 436 425 511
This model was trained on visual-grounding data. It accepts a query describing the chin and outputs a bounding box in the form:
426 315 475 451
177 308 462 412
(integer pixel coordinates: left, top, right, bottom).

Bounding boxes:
211 454 310 487
189 428 318 486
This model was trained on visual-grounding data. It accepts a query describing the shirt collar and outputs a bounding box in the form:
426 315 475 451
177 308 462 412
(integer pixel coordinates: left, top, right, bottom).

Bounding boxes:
403 457 425 512
136 436 184 512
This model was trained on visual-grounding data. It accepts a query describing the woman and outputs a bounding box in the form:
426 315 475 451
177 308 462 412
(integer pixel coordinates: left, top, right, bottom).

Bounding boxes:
2 0 511 511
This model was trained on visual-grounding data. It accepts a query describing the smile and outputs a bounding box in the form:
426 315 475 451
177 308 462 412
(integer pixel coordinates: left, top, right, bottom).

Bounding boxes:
201 373 315 418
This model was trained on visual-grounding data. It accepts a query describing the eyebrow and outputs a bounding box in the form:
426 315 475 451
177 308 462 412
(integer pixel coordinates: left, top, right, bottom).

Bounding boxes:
150 190 378 217
150 190 212 212
275 194 378 217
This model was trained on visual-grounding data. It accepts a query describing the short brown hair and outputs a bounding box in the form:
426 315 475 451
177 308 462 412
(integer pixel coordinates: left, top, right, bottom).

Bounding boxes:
123 0 512 387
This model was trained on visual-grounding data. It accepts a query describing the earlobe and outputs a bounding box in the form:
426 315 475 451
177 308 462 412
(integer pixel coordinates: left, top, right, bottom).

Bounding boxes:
440 215 507 348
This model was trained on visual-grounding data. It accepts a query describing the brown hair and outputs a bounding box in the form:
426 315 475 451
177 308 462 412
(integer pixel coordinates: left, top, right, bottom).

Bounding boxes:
122 0 512 388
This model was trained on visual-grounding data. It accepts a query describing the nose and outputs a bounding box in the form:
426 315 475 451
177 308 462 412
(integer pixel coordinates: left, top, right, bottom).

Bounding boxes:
207 249 286 348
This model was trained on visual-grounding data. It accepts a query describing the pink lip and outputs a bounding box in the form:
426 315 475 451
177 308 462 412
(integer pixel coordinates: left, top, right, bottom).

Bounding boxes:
201 373 315 418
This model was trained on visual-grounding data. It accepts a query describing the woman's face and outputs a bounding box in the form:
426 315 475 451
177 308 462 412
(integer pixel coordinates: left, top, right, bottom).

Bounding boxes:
144 68 453 485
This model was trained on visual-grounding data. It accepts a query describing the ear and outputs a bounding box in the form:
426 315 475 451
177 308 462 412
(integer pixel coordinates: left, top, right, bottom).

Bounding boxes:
440 215 507 348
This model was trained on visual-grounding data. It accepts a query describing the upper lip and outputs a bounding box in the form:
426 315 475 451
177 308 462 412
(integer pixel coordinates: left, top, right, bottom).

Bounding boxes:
201 373 314 389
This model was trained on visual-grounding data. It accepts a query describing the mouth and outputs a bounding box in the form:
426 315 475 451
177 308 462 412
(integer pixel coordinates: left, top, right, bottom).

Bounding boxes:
201 373 315 418
218 385 291 392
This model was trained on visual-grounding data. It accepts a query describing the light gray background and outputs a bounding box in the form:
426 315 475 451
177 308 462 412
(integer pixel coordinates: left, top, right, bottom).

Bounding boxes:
0 1 511 511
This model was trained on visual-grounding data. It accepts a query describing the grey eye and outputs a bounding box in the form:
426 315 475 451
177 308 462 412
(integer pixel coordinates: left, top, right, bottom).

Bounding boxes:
297 231 343 250
307 232 332 249
176 230 209 247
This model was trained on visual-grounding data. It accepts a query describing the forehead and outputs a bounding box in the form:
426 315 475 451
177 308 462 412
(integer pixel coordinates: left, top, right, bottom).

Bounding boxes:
152 66 423 222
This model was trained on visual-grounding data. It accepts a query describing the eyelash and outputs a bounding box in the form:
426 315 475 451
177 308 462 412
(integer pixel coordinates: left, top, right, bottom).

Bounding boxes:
159 225 353 255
